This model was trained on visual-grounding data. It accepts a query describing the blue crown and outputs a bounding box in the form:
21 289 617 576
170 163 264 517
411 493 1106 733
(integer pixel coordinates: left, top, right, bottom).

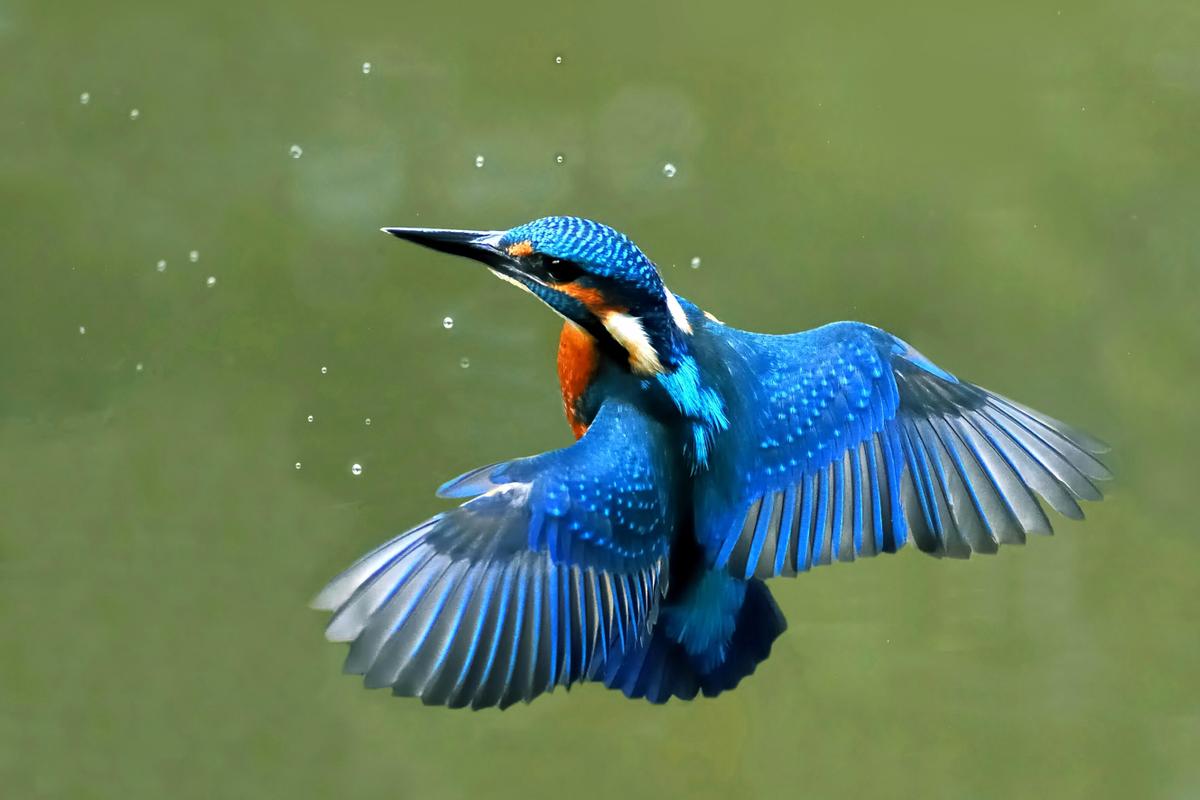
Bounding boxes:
501 216 661 288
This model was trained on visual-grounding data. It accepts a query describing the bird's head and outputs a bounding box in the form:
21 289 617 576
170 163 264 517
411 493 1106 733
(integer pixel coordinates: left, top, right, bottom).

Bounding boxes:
383 216 693 376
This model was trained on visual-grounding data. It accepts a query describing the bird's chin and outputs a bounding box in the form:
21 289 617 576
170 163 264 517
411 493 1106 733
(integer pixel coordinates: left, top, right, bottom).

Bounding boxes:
487 267 540 298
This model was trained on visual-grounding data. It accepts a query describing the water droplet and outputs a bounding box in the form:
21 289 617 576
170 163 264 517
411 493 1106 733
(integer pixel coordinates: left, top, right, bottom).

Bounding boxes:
459 357 471 369
320 366 328 374
289 144 303 159
135 362 144 372
306 415 314 423
554 55 563 65
156 259 167 272
78 325 86 335
662 162 677 178
79 92 90 105
442 316 454 329
554 153 565 165
474 154 485 168
361 61 372 74
295 462 302 470
364 417 372 426
189 250 199 263
206 276 216 287
129 108 140 120
351 463 363 476
690 256 701 269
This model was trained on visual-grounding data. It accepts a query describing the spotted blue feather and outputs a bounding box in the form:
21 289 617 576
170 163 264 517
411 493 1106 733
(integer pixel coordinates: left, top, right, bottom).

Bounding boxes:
313 400 677 708
689 319 1111 579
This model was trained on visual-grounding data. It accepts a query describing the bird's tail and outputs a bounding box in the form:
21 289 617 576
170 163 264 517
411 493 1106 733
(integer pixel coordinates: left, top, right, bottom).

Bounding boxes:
601 572 787 703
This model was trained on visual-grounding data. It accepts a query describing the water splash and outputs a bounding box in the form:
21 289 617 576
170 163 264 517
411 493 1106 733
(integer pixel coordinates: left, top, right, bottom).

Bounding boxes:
205 276 216 287
361 62 372 74
189 250 199 263
351 463 363 476
442 316 454 329
460 357 471 369
474 154 485 168
554 153 565 165
289 144 303 159
156 259 167 272
690 256 701 269
662 162 677 178
129 108 140 120
79 92 90 105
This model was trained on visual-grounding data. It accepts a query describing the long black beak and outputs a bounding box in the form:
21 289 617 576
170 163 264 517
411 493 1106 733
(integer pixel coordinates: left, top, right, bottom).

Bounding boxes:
381 227 512 270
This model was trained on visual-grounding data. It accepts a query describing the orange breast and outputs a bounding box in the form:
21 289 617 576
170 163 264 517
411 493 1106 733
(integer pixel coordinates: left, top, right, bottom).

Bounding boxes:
557 321 598 439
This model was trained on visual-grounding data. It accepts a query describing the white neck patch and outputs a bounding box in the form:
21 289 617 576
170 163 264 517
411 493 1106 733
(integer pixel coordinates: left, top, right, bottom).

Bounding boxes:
601 309 664 375
664 288 693 334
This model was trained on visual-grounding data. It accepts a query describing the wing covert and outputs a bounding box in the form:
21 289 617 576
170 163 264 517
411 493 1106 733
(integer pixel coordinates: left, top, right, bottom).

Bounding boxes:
694 321 1111 579
313 400 679 709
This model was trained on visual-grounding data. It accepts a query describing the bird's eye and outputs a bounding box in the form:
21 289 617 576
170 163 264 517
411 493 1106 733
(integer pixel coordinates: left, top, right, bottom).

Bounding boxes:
541 257 584 284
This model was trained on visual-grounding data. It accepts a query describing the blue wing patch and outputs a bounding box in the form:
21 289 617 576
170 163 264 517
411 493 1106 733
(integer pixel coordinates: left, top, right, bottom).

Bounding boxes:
312 400 679 709
695 321 1111 579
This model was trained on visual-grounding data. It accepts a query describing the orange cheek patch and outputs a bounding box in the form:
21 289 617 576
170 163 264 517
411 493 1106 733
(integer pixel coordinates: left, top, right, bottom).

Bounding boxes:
552 281 622 315
505 240 534 258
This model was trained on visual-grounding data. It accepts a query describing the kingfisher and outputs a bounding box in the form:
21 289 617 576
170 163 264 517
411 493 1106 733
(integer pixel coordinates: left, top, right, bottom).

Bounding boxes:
313 216 1111 709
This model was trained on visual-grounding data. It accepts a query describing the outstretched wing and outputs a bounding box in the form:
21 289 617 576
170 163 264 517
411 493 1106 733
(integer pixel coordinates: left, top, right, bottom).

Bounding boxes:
312 400 680 709
694 321 1111 579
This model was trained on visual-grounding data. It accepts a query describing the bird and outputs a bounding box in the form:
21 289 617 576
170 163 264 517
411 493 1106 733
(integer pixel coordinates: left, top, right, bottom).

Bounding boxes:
312 215 1111 710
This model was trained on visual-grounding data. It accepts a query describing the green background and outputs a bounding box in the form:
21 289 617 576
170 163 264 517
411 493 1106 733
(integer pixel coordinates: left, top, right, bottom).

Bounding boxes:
2 0 1198 797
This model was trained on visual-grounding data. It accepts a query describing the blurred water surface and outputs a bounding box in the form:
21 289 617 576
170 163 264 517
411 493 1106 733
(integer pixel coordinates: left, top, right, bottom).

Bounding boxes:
2 1 1198 797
